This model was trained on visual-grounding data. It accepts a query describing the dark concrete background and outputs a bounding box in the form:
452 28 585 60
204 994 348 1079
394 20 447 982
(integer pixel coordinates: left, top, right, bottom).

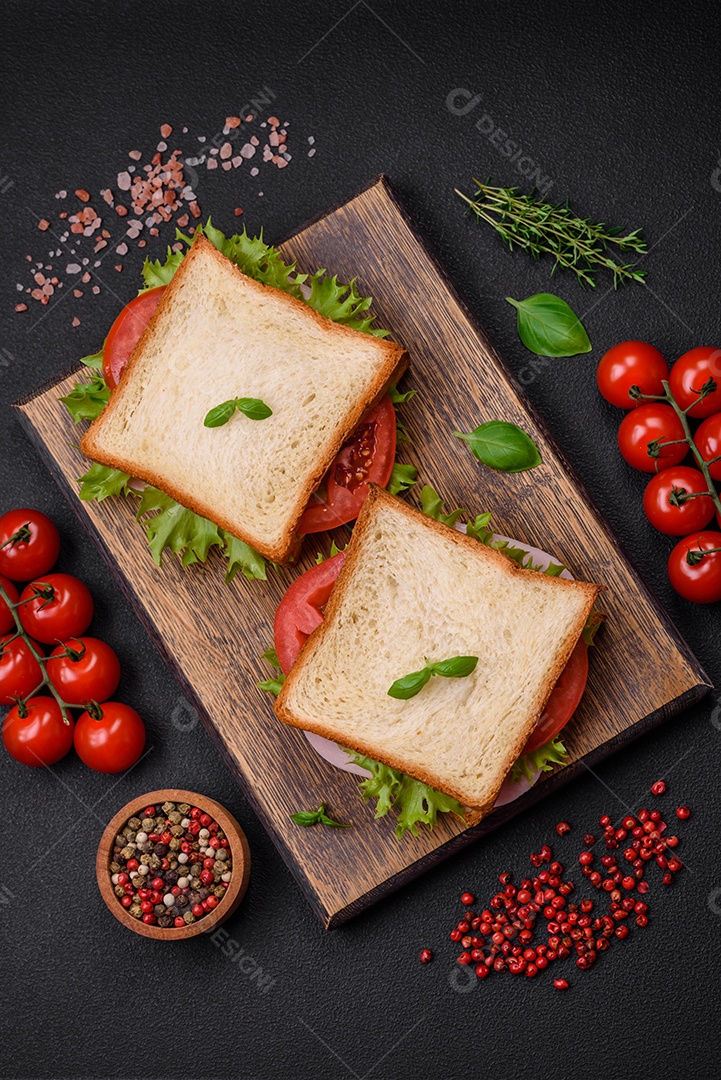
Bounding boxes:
2 3 720 1077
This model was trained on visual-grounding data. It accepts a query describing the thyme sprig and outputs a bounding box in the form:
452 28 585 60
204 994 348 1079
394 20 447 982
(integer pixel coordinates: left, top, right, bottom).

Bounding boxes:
455 180 647 288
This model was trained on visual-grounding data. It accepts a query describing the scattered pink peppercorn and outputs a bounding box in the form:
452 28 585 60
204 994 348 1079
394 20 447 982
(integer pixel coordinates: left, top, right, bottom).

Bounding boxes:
460 891 475 906
419 949 433 964
650 780 666 796
675 806 691 820
556 821 571 836
553 978 569 990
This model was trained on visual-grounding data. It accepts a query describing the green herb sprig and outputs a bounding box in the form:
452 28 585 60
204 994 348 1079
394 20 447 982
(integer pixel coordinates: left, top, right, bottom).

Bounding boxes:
456 180 647 288
290 803 351 828
204 397 272 427
454 420 541 472
388 655 479 700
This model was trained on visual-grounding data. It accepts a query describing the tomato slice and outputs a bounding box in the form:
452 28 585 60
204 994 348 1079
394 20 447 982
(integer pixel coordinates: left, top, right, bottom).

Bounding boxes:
297 396 397 535
274 554 589 751
274 552 345 674
102 286 166 389
521 638 589 754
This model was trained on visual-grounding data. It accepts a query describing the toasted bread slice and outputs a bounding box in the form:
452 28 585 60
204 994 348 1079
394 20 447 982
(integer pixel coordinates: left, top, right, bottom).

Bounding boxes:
275 487 601 816
80 236 408 563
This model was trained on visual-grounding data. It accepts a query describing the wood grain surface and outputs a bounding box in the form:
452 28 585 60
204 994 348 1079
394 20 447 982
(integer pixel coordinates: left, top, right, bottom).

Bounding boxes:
14 176 710 928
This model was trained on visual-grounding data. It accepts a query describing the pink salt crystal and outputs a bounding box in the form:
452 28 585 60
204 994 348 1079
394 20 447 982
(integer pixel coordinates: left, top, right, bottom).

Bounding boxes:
220 142 232 160
160 124 172 138
231 156 242 167
73 289 83 298
15 303 27 312
128 150 142 160
115 242 128 255
226 116 241 128
268 116 280 127
241 144 256 159
277 158 288 169
206 158 218 171
72 317 80 327
117 171 132 191
222 161 232 171
38 218 50 231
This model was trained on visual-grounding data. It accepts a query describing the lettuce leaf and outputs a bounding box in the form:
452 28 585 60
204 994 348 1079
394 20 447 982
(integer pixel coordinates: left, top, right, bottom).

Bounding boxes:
221 529 268 583
60 376 110 422
509 736 568 784
419 484 466 527
134 486 224 568
141 249 184 289
78 462 132 501
347 750 465 838
387 463 418 496
314 539 346 564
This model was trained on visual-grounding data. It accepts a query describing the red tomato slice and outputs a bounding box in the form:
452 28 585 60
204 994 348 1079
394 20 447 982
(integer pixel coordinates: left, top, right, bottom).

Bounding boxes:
274 553 346 674
103 286 166 389
274 553 589 753
297 396 397 535
522 639 589 754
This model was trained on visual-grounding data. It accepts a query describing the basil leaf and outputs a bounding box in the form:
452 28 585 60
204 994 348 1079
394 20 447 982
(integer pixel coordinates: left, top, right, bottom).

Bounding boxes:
505 293 592 357
454 420 542 472
204 400 237 428
387 666 432 700
290 803 350 828
430 655 479 679
290 809 323 826
318 812 352 829
387 463 418 496
235 397 272 421
204 397 272 427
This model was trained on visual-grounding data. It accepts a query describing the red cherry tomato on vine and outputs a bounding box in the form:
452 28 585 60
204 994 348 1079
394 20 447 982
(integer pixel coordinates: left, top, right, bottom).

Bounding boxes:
0 634 43 706
668 530 721 603
102 286 166 390
74 702 146 773
617 403 687 473
0 509 60 581
0 574 19 635
643 466 715 536
668 347 721 418
694 412 721 481
18 573 94 644
46 637 121 704
596 341 668 409
2 696 74 766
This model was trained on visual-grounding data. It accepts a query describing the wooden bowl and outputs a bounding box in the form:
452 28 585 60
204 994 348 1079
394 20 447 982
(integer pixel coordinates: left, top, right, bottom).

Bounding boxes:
97 789 250 940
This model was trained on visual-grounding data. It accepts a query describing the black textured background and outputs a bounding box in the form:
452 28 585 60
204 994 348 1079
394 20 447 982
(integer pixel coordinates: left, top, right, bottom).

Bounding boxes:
2 3 721 1078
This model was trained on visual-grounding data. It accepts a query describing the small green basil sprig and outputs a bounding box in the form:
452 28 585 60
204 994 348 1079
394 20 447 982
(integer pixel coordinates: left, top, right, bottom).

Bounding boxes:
388 655 479 700
204 397 272 427
505 293 591 357
290 803 351 828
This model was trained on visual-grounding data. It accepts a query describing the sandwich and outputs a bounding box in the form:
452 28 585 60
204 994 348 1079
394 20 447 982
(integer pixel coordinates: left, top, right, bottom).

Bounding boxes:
62 222 412 578
268 486 602 832
79 233 408 565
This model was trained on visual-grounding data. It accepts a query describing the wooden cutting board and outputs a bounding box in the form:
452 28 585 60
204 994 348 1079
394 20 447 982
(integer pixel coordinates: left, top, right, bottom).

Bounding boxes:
13 175 710 927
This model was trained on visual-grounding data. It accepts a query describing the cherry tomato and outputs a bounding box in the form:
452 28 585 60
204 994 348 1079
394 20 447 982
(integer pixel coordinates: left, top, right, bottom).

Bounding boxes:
596 341 668 409
642 466 714 536
0 574 19 635
522 640 589 754
2 696 74 766
74 702 146 773
694 412 721 481
0 509 60 581
46 637 121 704
668 530 721 603
274 552 346 672
617 403 687 473
18 573 94 644
669 347 721 418
297 396 397 534
0 634 43 705
103 286 166 389
274 552 589 751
